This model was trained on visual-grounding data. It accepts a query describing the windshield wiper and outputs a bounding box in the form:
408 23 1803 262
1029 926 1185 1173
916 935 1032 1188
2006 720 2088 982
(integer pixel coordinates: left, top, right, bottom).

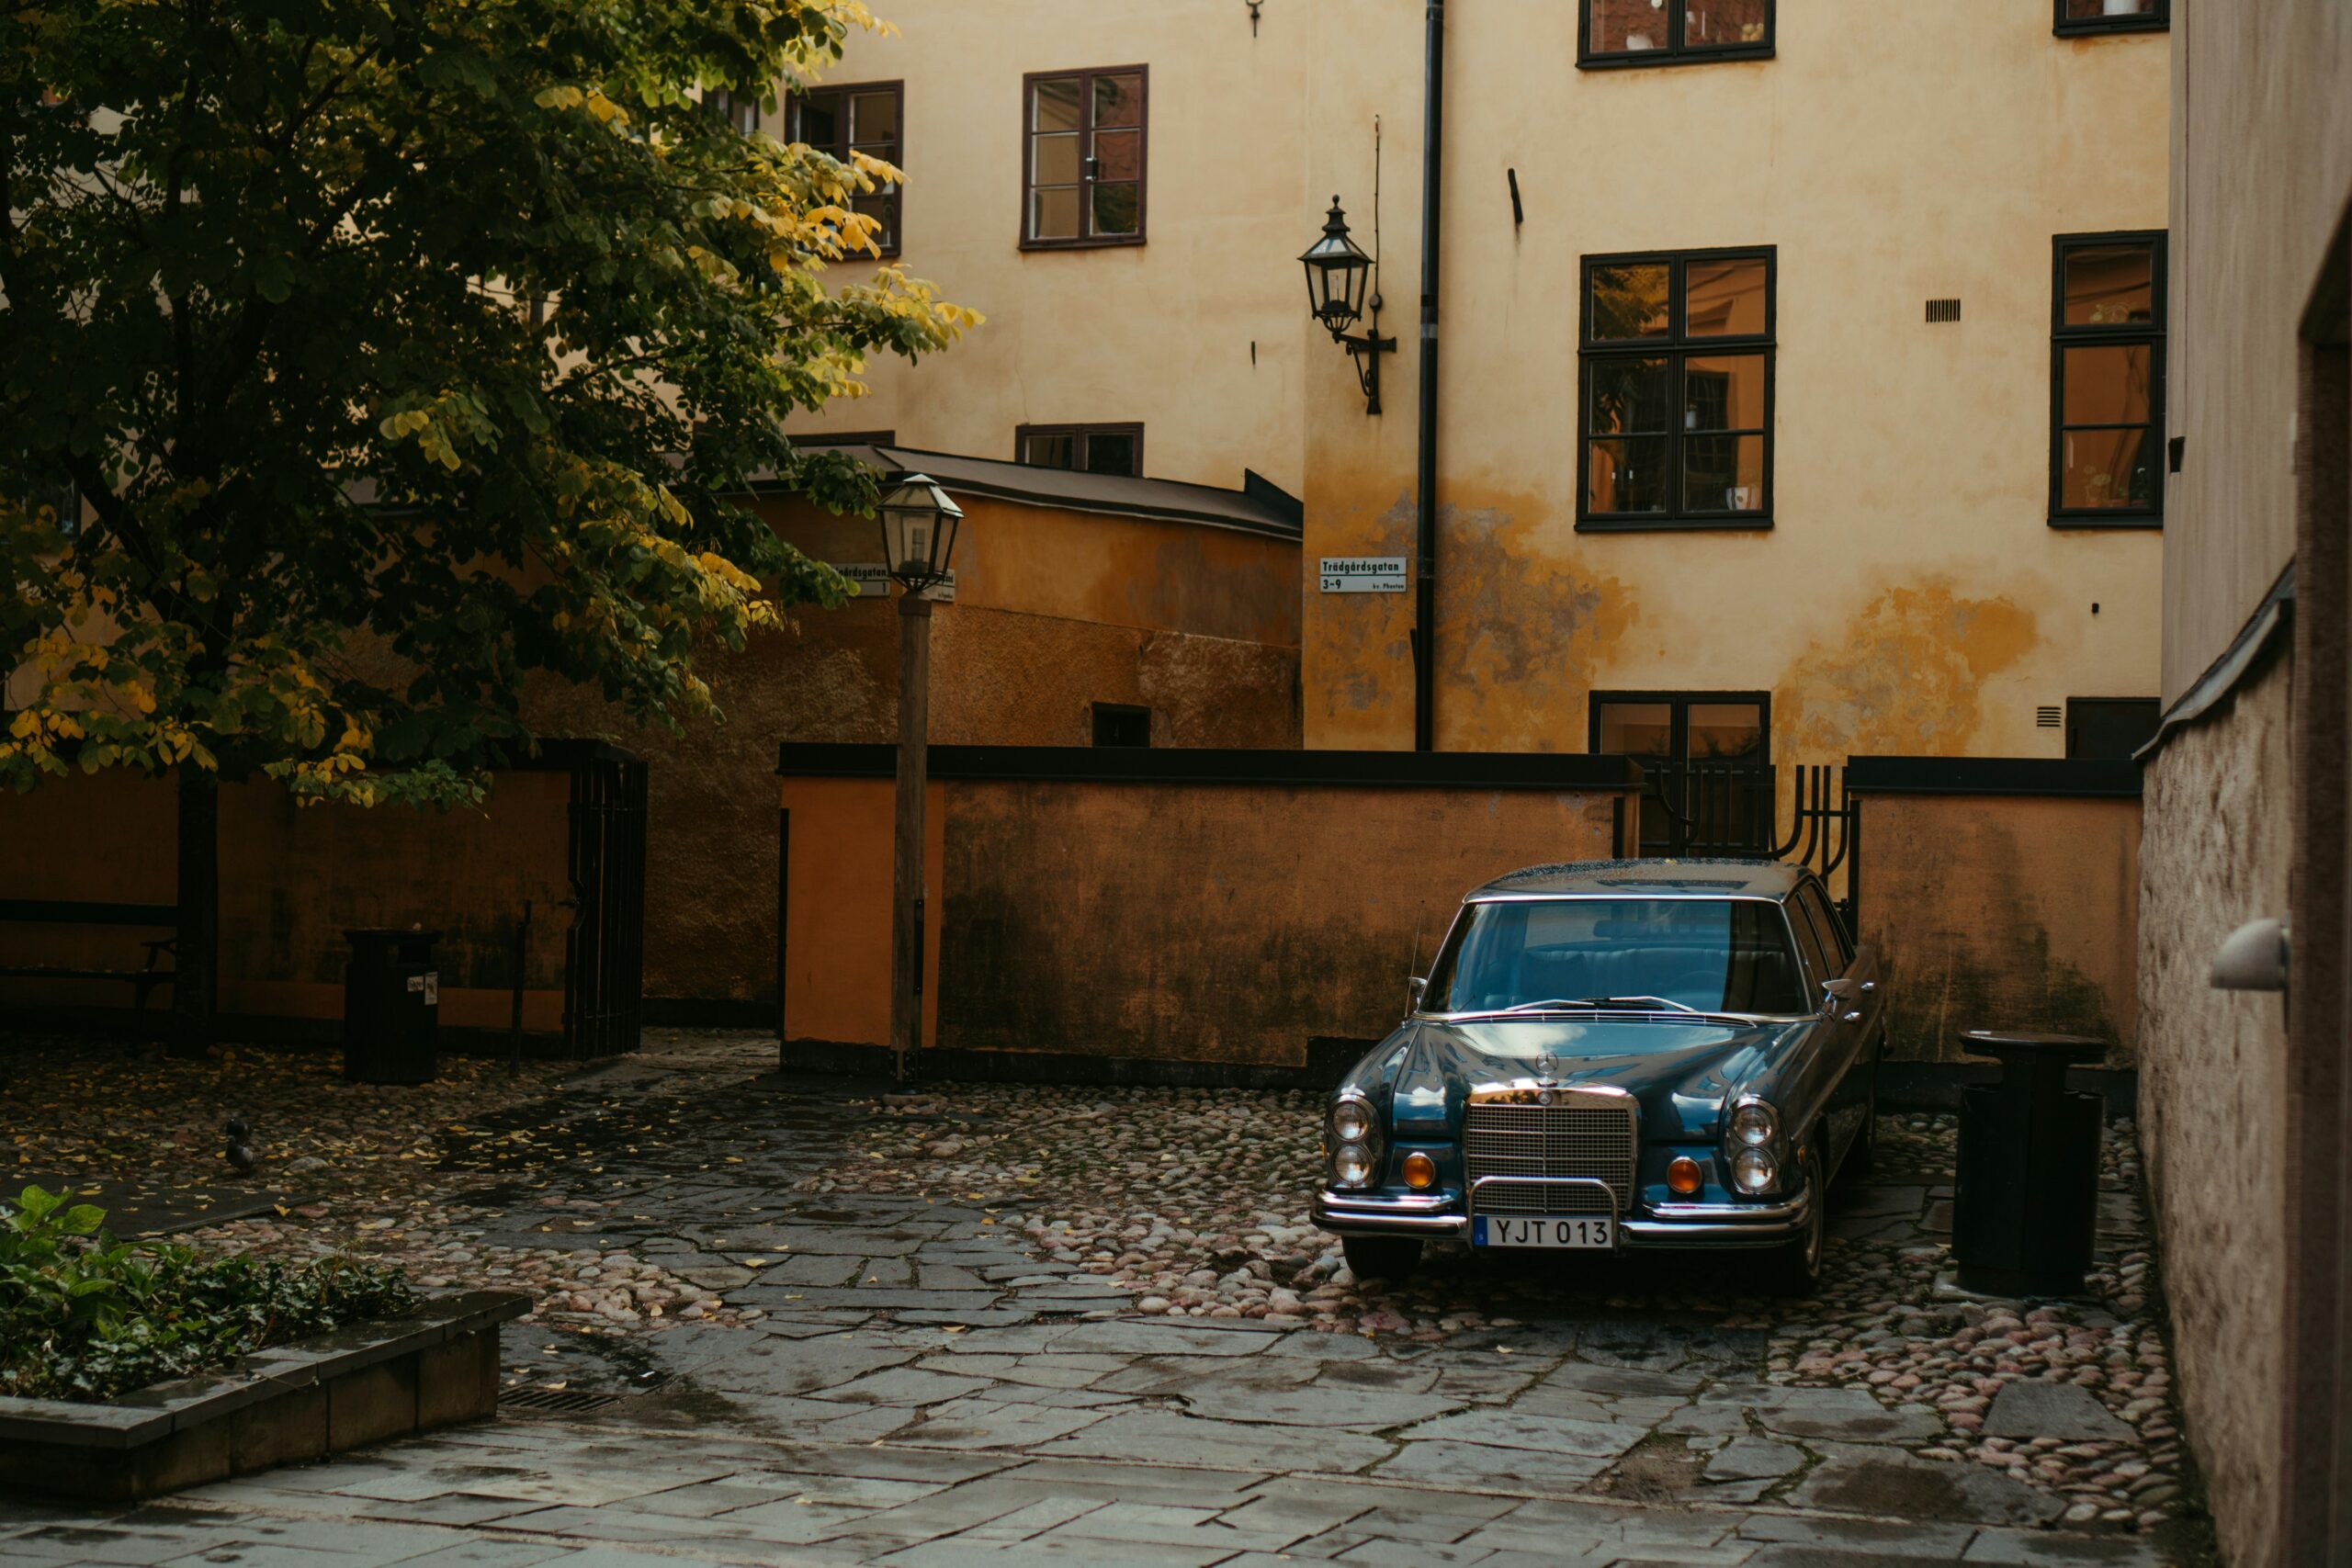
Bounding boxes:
1496 995 1702 1015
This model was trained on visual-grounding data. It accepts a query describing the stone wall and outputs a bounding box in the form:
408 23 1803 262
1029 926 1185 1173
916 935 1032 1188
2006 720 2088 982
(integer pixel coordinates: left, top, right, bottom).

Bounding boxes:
2135 654 2292 1566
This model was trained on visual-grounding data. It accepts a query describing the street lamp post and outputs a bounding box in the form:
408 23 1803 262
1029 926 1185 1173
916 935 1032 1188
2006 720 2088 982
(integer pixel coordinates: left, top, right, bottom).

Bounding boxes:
876 474 965 1082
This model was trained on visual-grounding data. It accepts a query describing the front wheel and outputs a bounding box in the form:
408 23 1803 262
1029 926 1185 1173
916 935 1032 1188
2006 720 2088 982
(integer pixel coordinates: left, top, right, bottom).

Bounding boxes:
1768 1145 1827 1296
1342 1235 1423 1280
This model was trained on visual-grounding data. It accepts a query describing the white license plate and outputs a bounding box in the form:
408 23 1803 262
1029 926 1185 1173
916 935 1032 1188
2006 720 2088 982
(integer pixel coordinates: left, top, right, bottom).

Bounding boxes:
1473 1215 1614 1249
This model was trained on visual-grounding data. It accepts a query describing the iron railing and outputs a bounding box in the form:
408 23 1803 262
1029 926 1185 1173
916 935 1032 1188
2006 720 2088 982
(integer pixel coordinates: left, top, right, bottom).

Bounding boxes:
1647 761 1859 931
563 753 648 1059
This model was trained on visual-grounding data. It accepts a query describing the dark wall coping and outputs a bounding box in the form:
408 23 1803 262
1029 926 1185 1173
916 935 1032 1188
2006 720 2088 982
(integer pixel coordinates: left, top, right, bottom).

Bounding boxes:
1845 756 2143 799
778 744 1647 791
0 1289 527 1449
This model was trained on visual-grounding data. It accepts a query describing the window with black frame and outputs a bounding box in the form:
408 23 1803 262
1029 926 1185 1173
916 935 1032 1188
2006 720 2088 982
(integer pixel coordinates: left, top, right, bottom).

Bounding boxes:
1018 423 1143 478
1580 249 1773 528
2051 232 2165 525
1582 0 1773 66
2054 0 2166 36
789 83 903 256
1591 693 1770 854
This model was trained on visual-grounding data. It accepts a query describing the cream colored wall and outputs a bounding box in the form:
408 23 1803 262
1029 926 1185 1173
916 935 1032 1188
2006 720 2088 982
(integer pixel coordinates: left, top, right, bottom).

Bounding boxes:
2164 0 2352 701
1303 0 2170 759
781 1 1314 496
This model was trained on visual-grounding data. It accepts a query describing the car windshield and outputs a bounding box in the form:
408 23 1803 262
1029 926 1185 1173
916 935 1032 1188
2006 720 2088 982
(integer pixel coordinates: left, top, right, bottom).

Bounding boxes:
1423 897 1809 1016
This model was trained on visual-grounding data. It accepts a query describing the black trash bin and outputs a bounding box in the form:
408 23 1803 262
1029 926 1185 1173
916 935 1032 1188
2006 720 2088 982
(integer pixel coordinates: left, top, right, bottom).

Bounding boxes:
1952 1029 2105 1296
344 928 440 1085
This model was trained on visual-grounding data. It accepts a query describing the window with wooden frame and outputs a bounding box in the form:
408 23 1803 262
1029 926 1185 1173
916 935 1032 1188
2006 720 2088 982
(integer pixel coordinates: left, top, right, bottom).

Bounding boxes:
1022 67 1147 249
1018 423 1144 478
2054 0 2166 36
1581 0 1772 67
789 82 903 256
1579 247 1773 529
2051 232 2165 525
703 88 762 137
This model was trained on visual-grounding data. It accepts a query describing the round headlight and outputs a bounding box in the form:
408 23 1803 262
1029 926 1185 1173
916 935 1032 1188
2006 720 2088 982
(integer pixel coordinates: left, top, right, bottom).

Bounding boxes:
1731 1146 1778 1194
1331 1100 1374 1144
1728 1101 1777 1147
1333 1143 1374 1187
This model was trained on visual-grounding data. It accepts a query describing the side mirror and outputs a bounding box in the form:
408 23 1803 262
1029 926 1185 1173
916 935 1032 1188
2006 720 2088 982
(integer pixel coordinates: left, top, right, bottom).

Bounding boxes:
1820 977 1856 1010
1408 976 1428 1011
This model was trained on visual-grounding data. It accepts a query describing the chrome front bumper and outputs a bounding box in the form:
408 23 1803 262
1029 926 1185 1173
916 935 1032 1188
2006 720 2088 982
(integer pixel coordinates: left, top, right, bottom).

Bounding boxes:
1312 1186 1812 1249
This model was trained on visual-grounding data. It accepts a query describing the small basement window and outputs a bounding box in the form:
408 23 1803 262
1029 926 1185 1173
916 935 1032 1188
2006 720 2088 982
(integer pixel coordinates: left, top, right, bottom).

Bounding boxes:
1091 703 1151 748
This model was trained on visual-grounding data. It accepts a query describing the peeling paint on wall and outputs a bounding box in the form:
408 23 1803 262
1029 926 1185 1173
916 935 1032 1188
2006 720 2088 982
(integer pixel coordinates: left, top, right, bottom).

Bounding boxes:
1437 500 1641 751
1776 580 2038 760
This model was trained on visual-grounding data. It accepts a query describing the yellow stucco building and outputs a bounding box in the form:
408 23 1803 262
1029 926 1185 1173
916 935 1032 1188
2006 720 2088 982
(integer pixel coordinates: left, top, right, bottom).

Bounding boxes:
787 0 2170 791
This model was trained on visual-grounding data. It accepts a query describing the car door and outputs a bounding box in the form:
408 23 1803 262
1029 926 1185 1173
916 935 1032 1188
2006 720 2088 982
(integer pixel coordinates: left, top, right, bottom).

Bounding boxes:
1795 880 1877 1168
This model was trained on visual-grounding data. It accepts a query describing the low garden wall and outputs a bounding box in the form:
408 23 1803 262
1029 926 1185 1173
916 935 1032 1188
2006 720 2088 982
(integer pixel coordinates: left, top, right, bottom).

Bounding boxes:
1849 757 2143 1066
777 745 1644 1077
0 1290 527 1502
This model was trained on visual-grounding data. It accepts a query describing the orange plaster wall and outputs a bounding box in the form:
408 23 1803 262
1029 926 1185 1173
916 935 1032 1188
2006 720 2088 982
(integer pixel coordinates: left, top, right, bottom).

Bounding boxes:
777 776 943 1052
778 772 1634 1066
0 770 570 1032
1857 793 2142 1064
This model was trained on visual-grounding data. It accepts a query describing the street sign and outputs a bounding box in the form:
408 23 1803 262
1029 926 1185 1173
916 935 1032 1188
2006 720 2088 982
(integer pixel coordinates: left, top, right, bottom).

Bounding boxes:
1319 556 1408 593
832 564 956 603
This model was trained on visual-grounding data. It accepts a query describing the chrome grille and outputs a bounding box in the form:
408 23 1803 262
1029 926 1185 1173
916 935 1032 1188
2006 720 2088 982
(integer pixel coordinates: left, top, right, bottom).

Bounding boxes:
1464 1100 1636 1213
1469 1179 1616 1217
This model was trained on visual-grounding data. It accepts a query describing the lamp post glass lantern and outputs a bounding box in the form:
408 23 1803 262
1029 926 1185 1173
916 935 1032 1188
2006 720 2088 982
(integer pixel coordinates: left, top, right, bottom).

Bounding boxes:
1300 197 1396 414
878 473 964 1082
876 473 963 591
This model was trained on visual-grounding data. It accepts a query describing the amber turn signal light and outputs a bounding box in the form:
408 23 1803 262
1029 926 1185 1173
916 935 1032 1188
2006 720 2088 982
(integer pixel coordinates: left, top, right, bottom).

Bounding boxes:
1668 1156 1703 1196
1402 1152 1437 1190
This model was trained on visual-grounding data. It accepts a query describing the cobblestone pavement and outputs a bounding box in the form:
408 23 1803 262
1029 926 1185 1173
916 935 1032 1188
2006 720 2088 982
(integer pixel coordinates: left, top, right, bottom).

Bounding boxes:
0 1030 2215 1566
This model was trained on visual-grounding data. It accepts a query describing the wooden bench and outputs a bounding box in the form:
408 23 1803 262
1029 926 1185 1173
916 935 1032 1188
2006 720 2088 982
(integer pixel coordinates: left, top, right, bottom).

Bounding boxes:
0 898 180 1012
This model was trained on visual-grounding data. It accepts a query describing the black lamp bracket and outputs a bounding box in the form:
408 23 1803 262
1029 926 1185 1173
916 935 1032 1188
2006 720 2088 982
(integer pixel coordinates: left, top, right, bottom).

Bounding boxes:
1331 309 1397 416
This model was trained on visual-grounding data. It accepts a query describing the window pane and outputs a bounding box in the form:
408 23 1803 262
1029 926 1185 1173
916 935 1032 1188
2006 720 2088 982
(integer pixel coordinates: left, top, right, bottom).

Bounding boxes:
1598 702 1673 759
1093 128 1143 182
1685 0 1770 47
851 191 896 250
1684 434 1767 513
2061 426 2155 510
1083 431 1139 477
2064 243 2155 325
1589 263 1671 340
2062 344 2152 424
1023 432 1078 469
1685 256 1768 336
849 91 898 143
1030 186 1080 241
1093 73 1144 128
1683 355 1766 432
2064 0 2158 15
1091 182 1140 237
1589 0 1671 53
1032 130 1080 186
1589 357 1672 434
798 94 841 150
1588 436 1670 513
1032 77 1080 132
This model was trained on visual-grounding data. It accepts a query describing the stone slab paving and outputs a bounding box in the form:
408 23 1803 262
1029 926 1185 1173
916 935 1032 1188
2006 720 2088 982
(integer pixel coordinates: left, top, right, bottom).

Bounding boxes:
0 1031 2213 1566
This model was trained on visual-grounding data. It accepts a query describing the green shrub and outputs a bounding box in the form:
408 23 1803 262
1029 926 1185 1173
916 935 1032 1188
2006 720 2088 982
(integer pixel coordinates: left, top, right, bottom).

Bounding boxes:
0 1185 414 1402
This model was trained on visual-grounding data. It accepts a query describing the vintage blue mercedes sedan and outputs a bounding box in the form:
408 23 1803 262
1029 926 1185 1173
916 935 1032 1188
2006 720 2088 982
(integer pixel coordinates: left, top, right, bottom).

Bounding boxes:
1312 859 1883 1292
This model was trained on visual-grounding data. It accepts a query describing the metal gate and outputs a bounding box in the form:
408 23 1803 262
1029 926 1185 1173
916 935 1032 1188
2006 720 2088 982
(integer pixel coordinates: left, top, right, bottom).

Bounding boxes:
1653 761 1860 931
563 749 648 1058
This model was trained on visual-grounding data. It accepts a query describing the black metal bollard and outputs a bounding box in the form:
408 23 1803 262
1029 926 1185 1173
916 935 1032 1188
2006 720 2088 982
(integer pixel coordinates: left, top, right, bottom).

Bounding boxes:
1952 1030 2106 1297
343 928 441 1085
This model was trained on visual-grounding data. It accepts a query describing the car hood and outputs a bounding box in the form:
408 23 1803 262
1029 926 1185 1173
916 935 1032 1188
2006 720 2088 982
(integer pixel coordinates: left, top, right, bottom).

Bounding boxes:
1386 1016 1806 1143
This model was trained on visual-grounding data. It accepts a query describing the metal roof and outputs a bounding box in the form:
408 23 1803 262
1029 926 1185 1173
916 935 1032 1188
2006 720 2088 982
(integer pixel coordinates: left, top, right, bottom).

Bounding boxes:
1471 857 1806 899
763 442 1304 542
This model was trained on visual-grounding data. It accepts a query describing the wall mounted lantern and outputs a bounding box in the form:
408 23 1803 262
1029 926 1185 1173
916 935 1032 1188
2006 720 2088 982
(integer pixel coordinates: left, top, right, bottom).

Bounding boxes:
875 471 966 1080
1300 197 1396 415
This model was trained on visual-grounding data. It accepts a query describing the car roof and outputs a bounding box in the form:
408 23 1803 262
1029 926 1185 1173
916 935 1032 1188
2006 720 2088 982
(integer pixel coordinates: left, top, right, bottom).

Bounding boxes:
1468 857 1807 900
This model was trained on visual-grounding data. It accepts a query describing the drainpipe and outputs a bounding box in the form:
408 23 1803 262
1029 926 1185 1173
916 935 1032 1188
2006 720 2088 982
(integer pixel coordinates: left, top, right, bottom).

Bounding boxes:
1413 0 1445 752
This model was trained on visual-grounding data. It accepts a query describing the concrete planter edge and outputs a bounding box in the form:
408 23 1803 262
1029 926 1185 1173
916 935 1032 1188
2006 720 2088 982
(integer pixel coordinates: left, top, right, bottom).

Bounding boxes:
0 1288 532 1501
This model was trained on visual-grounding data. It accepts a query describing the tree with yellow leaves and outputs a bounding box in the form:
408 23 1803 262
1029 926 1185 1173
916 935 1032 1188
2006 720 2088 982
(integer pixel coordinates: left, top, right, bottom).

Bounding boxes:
0 0 975 1047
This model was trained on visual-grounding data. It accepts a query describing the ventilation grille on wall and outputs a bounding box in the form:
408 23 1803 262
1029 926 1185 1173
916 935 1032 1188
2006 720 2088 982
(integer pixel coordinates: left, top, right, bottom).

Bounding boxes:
2036 705 2063 728
1925 299 1962 323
